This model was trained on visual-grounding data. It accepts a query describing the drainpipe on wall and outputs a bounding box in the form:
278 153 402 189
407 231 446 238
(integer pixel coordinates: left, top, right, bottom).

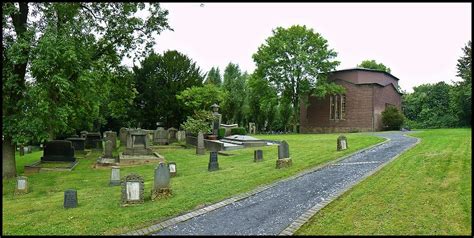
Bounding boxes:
372 86 375 131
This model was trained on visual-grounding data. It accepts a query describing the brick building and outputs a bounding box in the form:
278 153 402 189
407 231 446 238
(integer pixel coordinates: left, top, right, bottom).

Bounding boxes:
300 68 403 133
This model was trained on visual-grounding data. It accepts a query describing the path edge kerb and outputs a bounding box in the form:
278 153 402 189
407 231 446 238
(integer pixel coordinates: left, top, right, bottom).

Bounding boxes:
278 133 422 236
122 136 392 236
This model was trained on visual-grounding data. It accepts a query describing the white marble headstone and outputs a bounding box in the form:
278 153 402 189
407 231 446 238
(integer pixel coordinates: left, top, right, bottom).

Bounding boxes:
111 168 120 181
17 179 26 190
341 140 347 150
126 182 140 201
169 164 176 173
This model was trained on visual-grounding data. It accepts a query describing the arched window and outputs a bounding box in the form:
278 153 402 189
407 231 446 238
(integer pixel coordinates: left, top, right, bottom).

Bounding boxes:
330 94 346 120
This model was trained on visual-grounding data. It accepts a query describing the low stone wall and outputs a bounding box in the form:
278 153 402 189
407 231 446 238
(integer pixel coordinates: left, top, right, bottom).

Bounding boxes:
300 126 374 134
186 136 224 152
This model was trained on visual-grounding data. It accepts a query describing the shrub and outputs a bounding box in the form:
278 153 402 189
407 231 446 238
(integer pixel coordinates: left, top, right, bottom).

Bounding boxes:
180 110 214 136
382 106 405 130
217 128 226 139
230 127 247 135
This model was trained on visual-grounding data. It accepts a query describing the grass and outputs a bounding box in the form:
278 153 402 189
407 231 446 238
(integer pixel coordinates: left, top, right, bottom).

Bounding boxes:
2 133 382 235
295 128 472 235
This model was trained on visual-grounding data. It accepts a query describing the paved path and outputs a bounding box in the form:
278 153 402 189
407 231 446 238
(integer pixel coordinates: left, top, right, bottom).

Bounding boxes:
152 132 418 235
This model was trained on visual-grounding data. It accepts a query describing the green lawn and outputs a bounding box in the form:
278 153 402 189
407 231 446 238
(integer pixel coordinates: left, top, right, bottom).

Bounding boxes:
2 133 382 235
296 128 472 235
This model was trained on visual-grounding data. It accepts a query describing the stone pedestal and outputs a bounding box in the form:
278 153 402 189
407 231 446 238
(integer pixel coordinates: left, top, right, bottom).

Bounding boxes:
196 132 205 155
276 158 292 169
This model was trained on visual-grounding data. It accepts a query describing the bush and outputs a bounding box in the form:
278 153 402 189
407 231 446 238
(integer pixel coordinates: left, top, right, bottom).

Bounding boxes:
230 127 247 135
217 128 226 139
382 106 405 130
180 110 214 136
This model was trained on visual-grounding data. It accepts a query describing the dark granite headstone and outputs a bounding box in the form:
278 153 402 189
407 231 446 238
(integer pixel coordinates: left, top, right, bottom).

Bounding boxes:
64 189 78 208
66 138 86 152
337 135 348 151
196 132 205 155
254 149 263 162
208 151 219 171
41 140 76 162
85 132 102 150
278 140 290 159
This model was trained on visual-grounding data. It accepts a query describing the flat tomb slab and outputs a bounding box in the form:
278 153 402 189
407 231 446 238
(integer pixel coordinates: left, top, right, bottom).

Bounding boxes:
24 160 79 174
118 152 165 166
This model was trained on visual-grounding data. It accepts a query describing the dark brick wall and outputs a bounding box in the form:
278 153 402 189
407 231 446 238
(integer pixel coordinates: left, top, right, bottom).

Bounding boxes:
373 84 402 130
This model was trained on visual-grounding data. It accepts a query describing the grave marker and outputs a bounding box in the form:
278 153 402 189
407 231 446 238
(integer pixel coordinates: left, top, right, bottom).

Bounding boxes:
196 132 205 155
109 166 121 186
15 176 28 195
337 135 348 151
254 150 263 162
151 162 172 200
208 151 219 171
121 174 144 206
64 189 78 208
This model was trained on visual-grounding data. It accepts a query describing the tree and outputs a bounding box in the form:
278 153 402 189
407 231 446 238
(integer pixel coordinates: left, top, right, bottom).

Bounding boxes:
132 50 204 129
246 72 278 132
221 63 247 125
381 106 404 130
357 59 391 73
451 40 471 126
176 84 225 113
2 2 170 178
252 25 341 132
204 67 222 86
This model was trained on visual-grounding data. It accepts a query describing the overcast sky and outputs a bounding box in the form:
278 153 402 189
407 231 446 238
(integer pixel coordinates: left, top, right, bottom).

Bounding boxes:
123 3 471 92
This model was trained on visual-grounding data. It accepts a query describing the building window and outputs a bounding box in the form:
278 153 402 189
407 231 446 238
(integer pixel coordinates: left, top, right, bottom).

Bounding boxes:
330 94 346 120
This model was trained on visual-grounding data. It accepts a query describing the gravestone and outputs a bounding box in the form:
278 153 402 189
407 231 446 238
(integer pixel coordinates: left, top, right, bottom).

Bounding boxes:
151 162 172 200
123 129 153 156
25 146 32 154
41 140 76 162
154 127 169 145
168 128 178 143
103 140 114 158
337 135 348 151
168 162 177 177
196 132 205 155
276 140 292 169
208 151 219 171
19 144 25 156
80 131 88 138
119 127 127 146
176 131 186 142
249 122 256 134
211 104 222 136
104 131 117 149
254 150 263 162
85 132 103 150
15 176 28 195
121 174 144 206
64 189 78 208
146 130 154 145
109 166 120 186
66 138 86 153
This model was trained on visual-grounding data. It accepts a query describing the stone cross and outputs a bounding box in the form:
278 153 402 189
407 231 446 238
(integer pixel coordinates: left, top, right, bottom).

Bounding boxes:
278 140 290 159
110 166 120 186
337 135 348 151
196 132 205 155
254 150 263 162
208 151 219 171
64 189 78 209
15 176 28 195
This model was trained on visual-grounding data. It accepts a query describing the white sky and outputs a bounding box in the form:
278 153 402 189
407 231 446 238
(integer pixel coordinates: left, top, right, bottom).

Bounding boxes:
123 3 471 93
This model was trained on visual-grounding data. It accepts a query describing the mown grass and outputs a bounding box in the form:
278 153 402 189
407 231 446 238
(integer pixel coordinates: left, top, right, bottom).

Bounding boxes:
295 128 472 235
2 133 383 235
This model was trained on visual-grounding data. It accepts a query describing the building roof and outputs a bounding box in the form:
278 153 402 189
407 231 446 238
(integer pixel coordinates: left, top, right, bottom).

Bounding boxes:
329 67 401 81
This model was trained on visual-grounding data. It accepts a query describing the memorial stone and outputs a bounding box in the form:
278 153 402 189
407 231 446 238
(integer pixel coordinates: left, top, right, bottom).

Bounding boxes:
254 150 263 162
41 140 76 162
196 132 205 155
66 138 86 152
80 131 88 138
210 104 222 136
109 166 120 186
176 130 186 142
154 127 169 145
15 176 28 195
337 135 348 151
64 189 78 208
104 140 113 158
85 132 102 150
151 162 172 200
168 162 177 177
249 122 256 134
121 174 145 206
119 127 127 146
104 131 117 149
208 151 219 171
278 140 290 159
168 128 178 143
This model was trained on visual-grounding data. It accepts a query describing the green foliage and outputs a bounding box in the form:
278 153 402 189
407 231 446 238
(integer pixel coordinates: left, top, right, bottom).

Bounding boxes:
381 106 405 130
451 40 471 126
246 72 278 131
357 59 392 73
204 67 222 86
252 25 341 132
180 110 214 136
131 50 204 129
230 127 247 135
176 84 225 112
221 63 247 125
217 128 226 139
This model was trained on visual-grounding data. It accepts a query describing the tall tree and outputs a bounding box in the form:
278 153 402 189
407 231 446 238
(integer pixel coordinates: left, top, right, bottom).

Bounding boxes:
176 84 225 112
221 63 247 125
452 40 471 126
2 2 170 178
252 25 341 132
132 50 204 129
204 67 222 86
357 59 392 73
246 72 278 132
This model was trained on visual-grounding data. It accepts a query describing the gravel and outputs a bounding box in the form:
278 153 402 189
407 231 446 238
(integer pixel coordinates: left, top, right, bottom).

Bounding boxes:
152 132 418 235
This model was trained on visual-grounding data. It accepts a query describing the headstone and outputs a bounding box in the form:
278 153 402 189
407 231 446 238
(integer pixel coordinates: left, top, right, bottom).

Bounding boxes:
103 140 113 158
109 166 120 186
25 146 32 154
337 135 348 151
154 127 169 145
64 189 78 208
176 130 186 142
41 140 76 162
168 162 177 177
146 130 154 145
85 132 103 150
104 131 117 149
15 176 28 195
119 127 127 146
168 128 178 143
276 141 292 169
208 151 219 171
121 174 144 206
80 131 88 138
254 150 263 162
151 162 172 200
249 122 256 134
196 132 205 155
123 129 153 156
278 141 290 159
66 138 86 152
19 144 25 156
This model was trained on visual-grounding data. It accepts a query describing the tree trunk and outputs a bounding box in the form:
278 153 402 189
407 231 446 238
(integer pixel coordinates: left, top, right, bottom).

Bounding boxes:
2 138 17 179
